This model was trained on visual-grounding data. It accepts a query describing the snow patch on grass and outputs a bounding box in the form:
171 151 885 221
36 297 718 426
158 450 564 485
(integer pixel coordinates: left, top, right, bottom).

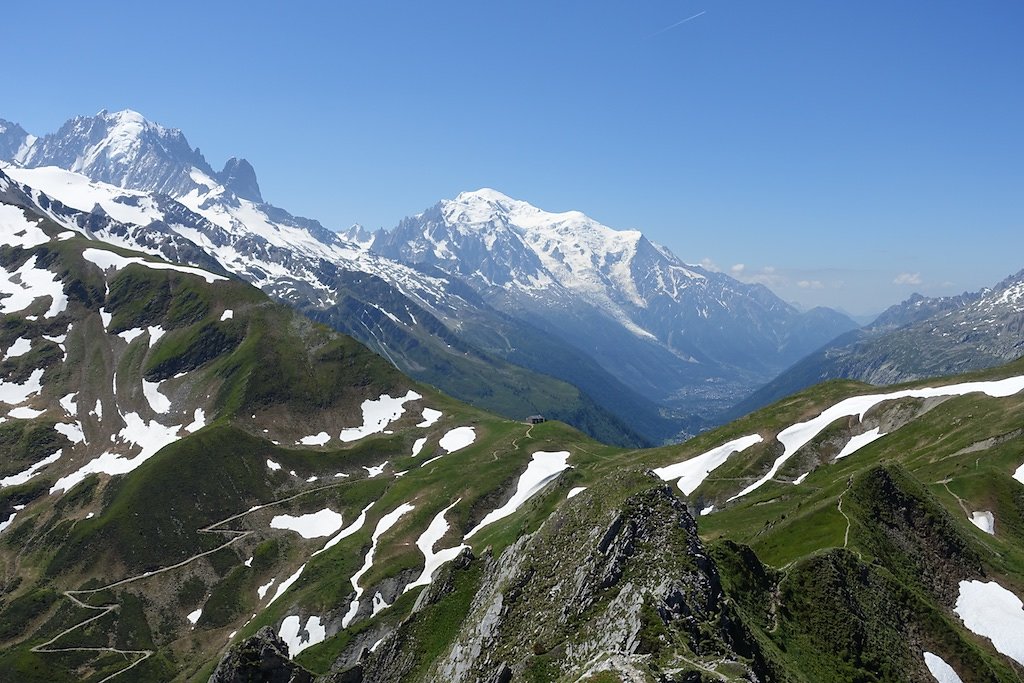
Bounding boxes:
417 407 442 428
567 486 587 499
412 437 428 457
954 579 1024 665
298 431 330 446
0 450 61 488
342 503 415 628
270 509 345 539
439 426 475 453
654 434 763 496
835 428 886 460
279 615 325 656
731 375 1024 501
82 247 227 283
405 500 467 593
970 511 995 535
3 337 31 360
339 390 421 442
466 451 571 539
0 256 67 319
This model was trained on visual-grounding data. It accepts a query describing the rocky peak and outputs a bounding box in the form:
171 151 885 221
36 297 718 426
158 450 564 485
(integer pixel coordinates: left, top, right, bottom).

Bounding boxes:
208 626 314 683
0 118 32 162
217 156 263 203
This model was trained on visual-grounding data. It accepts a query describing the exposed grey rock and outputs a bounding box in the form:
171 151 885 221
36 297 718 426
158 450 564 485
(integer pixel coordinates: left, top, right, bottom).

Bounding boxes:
209 625 314 683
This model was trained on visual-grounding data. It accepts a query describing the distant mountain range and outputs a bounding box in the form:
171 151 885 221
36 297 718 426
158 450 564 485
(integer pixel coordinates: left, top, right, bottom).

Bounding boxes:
1 109 861 443
728 270 1024 418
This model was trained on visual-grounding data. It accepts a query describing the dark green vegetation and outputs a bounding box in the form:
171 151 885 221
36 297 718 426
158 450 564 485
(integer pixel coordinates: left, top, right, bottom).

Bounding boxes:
3 194 1024 682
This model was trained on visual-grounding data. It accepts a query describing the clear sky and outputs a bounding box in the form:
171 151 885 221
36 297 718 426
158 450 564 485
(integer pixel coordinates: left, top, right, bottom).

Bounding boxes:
4 1 1023 316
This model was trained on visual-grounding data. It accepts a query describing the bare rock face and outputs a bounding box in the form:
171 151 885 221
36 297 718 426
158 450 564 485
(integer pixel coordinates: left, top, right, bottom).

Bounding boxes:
356 470 769 683
209 626 314 683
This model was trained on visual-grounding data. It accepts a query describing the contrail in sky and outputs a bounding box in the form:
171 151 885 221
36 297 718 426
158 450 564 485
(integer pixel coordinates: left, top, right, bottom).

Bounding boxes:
648 10 707 38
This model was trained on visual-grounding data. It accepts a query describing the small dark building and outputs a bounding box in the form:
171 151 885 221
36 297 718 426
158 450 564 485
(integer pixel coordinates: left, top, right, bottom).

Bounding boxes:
526 415 546 425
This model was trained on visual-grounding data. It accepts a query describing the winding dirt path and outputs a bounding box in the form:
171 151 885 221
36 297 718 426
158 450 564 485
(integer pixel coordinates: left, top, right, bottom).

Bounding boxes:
31 477 363 681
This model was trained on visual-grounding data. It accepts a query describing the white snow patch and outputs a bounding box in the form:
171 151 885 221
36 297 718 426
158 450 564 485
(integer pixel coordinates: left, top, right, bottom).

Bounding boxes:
700 505 715 516
0 368 43 405
184 409 206 433
279 615 326 656
654 435 763 496
3 337 32 360
438 426 475 453
267 459 282 471
142 379 171 413
92 399 103 419
835 428 886 460
731 375 1024 501
186 608 202 626
267 564 306 607
59 392 78 415
341 503 415 628
244 557 253 568
793 472 810 485
364 462 388 478
405 500 467 593
371 591 389 616
954 579 1024 665
0 255 67 319
8 406 45 419
970 511 995 535
147 325 165 347
270 509 345 539
313 503 373 557
220 309 234 321
82 247 226 283
466 451 571 538
54 421 85 445
298 431 330 446
412 437 428 457
0 511 16 533
257 579 275 600
923 652 963 683
0 450 61 488
99 308 112 330
339 390 421 442
567 486 587 499
417 408 442 428
0 204 49 249
50 412 181 493
118 327 145 344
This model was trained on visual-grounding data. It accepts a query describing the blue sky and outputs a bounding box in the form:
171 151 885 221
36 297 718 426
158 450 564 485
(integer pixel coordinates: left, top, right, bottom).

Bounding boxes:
4 1 1023 315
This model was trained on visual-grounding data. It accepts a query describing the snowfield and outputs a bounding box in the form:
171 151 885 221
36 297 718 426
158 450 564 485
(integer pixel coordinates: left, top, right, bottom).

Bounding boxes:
654 434 763 496
339 390 421 442
342 503 415 628
954 579 1024 665
404 500 467 593
466 451 571 538
439 426 475 453
923 652 963 683
270 509 345 539
970 511 995 535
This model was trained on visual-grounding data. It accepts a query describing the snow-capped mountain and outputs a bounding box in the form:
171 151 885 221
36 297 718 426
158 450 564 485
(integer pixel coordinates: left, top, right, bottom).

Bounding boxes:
0 131 661 446
372 189 857 405
0 109 857 439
